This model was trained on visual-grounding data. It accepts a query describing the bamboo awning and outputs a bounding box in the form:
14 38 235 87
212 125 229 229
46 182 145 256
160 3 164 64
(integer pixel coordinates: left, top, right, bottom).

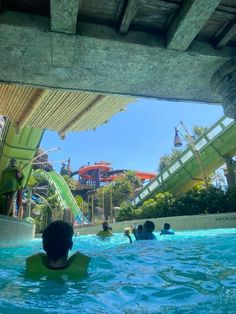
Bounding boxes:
0 84 135 137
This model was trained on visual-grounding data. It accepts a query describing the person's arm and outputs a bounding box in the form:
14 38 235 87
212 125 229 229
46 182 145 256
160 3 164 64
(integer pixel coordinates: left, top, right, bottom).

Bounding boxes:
132 228 139 240
125 233 132 243
124 229 132 243
16 169 24 181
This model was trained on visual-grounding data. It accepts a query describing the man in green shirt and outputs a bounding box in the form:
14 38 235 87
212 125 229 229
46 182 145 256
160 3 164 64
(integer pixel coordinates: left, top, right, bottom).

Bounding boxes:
1 158 24 216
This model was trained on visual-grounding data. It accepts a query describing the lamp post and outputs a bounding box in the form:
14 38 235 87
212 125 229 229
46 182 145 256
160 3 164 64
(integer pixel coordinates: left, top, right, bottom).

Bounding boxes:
102 191 105 219
110 189 113 222
174 121 209 188
91 194 94 224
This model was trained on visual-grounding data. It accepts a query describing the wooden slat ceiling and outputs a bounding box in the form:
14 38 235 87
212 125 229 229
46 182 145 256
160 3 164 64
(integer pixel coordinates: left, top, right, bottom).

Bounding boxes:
196 1 236 43
0 84 134 136
2 0 236 47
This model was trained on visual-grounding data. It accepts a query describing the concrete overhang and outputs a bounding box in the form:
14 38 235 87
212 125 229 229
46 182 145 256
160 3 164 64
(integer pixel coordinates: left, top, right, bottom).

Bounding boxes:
0 1 236 129
0 11 233 104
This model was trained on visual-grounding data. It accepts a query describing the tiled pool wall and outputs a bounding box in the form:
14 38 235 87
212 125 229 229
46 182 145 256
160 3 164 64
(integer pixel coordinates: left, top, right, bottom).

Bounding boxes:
0 214 35 247
75 212 236 235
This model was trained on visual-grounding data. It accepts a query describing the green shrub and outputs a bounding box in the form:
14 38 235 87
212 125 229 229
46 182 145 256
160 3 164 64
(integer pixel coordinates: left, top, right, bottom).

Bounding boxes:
115 201 135 222
114 186 235 222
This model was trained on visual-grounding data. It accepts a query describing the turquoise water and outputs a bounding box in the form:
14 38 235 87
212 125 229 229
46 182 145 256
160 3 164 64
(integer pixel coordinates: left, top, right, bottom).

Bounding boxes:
0 229 236 314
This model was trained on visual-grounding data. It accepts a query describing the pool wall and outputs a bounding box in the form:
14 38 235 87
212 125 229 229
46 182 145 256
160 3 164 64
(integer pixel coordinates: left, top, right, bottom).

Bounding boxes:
0 214 35 247
75 212 236 235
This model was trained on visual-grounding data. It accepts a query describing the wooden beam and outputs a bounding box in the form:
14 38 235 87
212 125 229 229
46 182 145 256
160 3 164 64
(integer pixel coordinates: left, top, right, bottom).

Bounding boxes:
50 0 80 34
119 0 138 34
215 19 236 49
18 89 48 130
166 0 221 51
59 96 105 137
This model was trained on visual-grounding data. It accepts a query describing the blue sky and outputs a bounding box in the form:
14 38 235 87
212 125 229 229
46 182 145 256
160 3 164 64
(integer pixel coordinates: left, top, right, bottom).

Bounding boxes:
41 99 224 174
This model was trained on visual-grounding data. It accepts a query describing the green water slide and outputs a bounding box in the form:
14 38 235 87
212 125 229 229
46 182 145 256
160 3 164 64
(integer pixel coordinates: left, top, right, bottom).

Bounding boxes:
33 169 89 224
0 119 44 188
132 116 236 207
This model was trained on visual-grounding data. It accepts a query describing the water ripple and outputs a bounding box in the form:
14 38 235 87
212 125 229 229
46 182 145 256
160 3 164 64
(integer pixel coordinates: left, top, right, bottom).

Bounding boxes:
0 229 236 313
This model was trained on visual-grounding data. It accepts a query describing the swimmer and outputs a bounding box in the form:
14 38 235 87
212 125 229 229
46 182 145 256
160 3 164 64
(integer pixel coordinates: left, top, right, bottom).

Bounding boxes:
142 220 156 240
132 224 143 240
160 223 175 235
26 221 90 279
124 221 156 242
124 223 142 243
97 221 113 238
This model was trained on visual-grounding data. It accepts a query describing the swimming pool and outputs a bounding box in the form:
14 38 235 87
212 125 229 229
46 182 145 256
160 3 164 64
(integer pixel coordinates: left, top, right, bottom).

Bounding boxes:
0 228 235 314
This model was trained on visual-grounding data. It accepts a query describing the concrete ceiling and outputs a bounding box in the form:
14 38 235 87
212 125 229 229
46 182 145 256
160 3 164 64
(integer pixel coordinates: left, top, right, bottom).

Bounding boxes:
0 0 236 128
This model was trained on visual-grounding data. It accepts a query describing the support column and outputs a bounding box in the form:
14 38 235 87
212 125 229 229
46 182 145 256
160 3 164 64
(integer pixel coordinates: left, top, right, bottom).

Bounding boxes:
211 59 236 121
224 158 236 188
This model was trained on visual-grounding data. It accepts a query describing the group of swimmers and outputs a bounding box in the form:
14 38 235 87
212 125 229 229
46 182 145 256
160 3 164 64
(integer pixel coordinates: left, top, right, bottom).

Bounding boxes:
96 220 175 242
26 220 175 279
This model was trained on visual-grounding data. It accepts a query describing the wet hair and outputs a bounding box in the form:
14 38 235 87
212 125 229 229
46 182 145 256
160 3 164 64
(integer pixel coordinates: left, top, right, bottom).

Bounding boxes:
42 221 73 262
143 220 155 232
137 225 143 232
102 221 109 232
164 223 171 230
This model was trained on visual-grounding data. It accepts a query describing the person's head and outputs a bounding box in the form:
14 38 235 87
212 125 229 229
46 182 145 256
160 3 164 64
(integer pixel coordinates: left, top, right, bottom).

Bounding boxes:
137 225 143 233
42 221 73 262
9 158 17 167
164 223 171 230
143 220 155 233
102 221 109 231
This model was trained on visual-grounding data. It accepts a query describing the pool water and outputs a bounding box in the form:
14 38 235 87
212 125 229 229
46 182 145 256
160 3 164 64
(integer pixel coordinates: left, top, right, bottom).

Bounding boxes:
0 229 236 314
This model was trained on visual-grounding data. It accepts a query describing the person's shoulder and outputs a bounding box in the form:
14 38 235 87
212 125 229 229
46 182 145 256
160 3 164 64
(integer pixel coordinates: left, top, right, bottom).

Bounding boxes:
26 253 44 263
73 251 90 259
26 253 45 274
160 230 175 235
148 232 156 240
97 230 113 237
149 233 156 240
142 231 156 240
70 251 90 273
